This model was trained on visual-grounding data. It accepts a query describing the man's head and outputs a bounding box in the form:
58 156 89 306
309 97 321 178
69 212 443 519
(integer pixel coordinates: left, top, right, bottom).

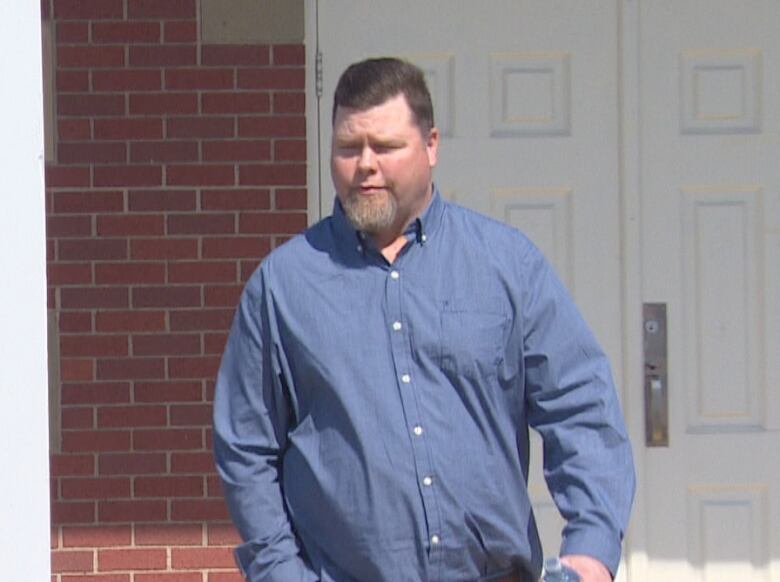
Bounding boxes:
330 58 439 246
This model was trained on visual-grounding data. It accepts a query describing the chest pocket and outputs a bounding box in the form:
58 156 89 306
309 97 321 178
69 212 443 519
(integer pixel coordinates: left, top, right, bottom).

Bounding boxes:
439 297 508 379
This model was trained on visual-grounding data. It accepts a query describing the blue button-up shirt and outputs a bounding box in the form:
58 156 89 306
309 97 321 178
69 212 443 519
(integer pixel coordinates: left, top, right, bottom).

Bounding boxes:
213 188 635 582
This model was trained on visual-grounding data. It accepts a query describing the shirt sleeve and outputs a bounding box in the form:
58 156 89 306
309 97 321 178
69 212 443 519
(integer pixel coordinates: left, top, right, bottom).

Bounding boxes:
212 268 319 582
520 244 636 577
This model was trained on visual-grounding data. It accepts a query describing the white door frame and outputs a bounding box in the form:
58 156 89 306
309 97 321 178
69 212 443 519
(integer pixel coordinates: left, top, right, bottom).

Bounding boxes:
0 0 52 578
303 1 651 579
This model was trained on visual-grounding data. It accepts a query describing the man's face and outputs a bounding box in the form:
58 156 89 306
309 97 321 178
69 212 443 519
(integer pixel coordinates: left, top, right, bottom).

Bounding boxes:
331 94 438 242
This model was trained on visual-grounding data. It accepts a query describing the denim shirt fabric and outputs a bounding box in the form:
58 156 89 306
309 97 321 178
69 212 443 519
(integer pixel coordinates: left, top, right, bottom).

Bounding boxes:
213 189 635 582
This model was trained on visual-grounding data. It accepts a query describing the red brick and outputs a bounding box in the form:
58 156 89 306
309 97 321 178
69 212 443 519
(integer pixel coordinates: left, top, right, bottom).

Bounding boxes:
61 477 131 500
275 188 307 210
133 334 201 356
134 476 203 498
167 214 235 235
61 287 129 309
202 237 270 259
58 142 127 165
167 117 235 139
98 405 168 429
129 190 196 211
169 309 234 331
272 44 305 66
97 215 165 238
94 119 162 141
272 92 305 114
206 475 223 497
47 215 92 238
62 430 131 453
61 335 128 358
202 92 270 114
51 549 94 573
203 332 229 353
92 22 161 43
130 45 197 67
51 501 96 524
58 119 92 141
98 500 167 522
95 311 166 333
133 429 203 451
208 572 244 582
98 453 166 475
62 407 95 429
167 165 236 186
207 523 240 546
169 262 236 284
239 211 307 234
238 116 305 138
58 94 125 117
57 70 90 92
58 46 125 68
59 312 93 333
47 166 91 188
166 69 234 90
131 238 198 260
93 70 162 92
54 0 123 20
170 404 212 426
131 142 199 163
202 140 271 162
168 356 221 379
172 546 235 569
57 22 89 43
62 575 129 582
135 523 202 546
202 44 269 66
62 382 131 405
51 454 95 477
94 166 162 188
98 548 167 571
59 239 127 261
63 525 132 548
128 0 195 19
202 189 270 211
239 163 306 186
96 358 165 380
238 68 304 90
135 381 202 403
136 575 202 582
48 263 93 285
164 21 197 43
132 286 202 308
274 139 306 161
130 93 198 115
54 191 124 213
60 359 95 382
94 263 166 285
170 452 213 474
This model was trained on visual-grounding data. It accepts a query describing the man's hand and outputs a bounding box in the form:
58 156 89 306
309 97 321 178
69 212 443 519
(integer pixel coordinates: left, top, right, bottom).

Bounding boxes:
559 555 611 582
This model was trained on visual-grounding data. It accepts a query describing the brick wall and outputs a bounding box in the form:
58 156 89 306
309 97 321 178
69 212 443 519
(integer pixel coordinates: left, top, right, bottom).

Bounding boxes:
45 0 307 579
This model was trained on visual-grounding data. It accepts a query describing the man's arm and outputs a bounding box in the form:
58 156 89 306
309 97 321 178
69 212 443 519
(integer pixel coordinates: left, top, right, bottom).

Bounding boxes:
520 244 635 579
213 271 318 582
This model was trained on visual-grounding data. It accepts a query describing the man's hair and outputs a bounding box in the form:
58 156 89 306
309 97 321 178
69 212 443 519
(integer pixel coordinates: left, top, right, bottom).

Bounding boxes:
332 57 434 133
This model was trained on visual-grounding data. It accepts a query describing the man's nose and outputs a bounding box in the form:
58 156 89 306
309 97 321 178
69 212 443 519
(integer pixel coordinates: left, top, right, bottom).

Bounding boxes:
357 146 377 172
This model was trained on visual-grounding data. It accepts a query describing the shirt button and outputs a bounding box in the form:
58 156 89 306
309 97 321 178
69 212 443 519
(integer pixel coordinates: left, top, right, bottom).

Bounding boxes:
356 245 363 252
401 374 411 384
430 534 440 545
422 476 433 487
392 321 402 331
390 270 400 280
421 234 428 242
412 425 423 436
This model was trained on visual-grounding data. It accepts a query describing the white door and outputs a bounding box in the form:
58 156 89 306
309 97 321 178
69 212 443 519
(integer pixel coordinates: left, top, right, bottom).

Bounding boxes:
310 0 625 569
638 1 780 580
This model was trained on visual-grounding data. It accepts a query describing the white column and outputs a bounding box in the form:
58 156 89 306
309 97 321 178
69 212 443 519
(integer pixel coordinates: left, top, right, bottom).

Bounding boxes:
0 0 52 579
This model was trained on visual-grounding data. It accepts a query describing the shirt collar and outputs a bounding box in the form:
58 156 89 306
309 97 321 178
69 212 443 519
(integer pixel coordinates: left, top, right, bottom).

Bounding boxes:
331 184 446 252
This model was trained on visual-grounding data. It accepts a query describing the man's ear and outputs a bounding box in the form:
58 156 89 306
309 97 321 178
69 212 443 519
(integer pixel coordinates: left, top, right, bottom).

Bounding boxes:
426 127 439 167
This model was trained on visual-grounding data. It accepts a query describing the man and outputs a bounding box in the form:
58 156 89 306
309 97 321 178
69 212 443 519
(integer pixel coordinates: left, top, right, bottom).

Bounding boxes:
213 58 635 582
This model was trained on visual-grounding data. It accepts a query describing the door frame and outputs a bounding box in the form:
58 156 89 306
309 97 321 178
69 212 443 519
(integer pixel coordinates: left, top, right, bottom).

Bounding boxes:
303 1 650 579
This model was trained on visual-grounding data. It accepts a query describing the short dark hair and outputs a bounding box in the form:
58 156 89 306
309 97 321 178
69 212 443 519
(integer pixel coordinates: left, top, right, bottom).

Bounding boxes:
332 57 434 133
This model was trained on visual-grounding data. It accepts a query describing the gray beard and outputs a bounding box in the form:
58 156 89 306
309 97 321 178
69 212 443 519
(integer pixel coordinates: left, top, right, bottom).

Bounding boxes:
341 191 397 235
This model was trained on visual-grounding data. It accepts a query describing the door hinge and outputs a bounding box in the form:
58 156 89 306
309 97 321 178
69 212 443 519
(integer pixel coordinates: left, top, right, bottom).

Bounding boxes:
315 50 323 99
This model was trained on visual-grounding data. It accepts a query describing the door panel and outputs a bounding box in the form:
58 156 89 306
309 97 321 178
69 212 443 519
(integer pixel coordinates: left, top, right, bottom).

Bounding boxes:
315 0 624 567
639 2 780 579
